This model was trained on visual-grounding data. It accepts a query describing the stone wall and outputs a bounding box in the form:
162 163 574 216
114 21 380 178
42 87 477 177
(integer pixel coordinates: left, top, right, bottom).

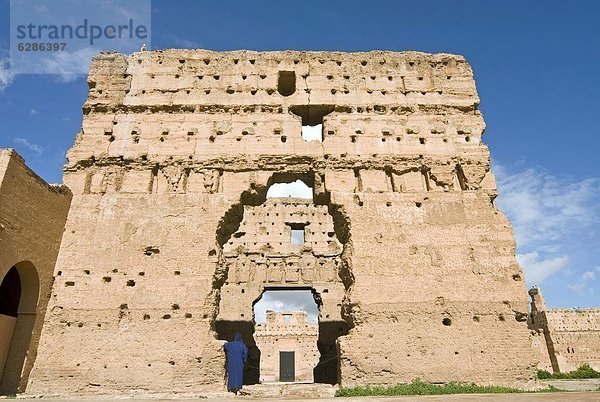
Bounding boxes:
26 49 536 394
0 149 71 394
529 287 600 372
255 311 319 383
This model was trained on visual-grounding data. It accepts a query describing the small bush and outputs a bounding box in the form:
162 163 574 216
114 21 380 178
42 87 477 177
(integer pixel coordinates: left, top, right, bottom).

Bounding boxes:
537 364 600 380
537 369 552 379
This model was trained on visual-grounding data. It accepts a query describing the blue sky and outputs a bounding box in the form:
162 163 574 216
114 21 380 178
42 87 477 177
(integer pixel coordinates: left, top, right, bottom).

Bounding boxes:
0 1 598 308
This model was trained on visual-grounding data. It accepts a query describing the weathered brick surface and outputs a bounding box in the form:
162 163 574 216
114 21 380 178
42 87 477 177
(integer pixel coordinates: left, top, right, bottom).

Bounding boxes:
24 49 538 394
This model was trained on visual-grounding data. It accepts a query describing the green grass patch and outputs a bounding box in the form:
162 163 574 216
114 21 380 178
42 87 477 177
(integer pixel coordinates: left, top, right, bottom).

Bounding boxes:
537 364 600 380
335 379 532 397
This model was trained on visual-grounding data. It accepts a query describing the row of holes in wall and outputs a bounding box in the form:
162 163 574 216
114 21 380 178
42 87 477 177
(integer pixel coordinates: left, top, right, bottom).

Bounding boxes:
151 73 454 83
106 129 473 145
113 70 454 98
108 134 472 145
444 314 517 326
235 229 335 236
232 229 334 236
124 87 449 97
143 57 458 69
59 312 517 327
108 126 473 137
59 266 189 285
62 312 200 329
141 72 452 83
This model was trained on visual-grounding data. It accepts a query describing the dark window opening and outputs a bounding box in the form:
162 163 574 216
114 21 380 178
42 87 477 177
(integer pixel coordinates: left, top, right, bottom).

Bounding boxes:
278 71 296 96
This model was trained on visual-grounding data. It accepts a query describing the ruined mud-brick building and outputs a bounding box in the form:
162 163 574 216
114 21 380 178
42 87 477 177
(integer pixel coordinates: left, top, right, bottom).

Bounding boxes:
0 49 543 395
529 287 600 373
255 311 319 383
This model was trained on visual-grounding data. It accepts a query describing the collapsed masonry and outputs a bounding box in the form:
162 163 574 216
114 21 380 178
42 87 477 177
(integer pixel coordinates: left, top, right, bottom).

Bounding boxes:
1 49 541 394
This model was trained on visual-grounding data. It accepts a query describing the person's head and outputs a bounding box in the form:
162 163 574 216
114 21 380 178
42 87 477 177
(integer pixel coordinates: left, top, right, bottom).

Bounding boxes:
234 332 243 342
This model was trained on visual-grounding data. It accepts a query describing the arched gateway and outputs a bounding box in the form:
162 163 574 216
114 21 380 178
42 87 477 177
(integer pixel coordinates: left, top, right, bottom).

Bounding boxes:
213 177 353 384
0 262 40 394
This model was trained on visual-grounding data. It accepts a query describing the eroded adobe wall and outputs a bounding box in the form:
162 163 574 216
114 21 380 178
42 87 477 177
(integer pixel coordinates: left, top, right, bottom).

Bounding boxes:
530 309 600 372
528 288 600 373
28 49 535 394
0 149 71 394
543 309 600 372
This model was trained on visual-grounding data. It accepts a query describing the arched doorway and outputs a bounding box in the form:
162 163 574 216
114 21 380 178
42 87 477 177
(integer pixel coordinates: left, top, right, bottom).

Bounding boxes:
212 172 354 387
0 262 39 395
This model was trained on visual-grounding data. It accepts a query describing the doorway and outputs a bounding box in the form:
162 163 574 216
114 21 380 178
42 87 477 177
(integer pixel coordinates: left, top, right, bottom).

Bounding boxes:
279 351 295 382
253 289 322 384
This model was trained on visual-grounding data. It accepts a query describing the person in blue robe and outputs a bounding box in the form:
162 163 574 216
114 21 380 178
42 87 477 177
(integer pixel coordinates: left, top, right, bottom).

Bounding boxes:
223 332 248 393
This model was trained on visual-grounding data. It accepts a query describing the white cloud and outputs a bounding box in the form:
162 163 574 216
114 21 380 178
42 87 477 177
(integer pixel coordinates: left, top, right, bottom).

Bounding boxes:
302 124 323 142
254 290 318 323
173 38 200 49
161 34 200 49
517 251 569 284
569 266 600 295
495 164 599 286
0 55 15 92
267 179 313 199
0 45 90 88
567 283 592 296
29 108 38 115
12 137 43 155
495 165 599 248
582 269 597 281
35 47 98 82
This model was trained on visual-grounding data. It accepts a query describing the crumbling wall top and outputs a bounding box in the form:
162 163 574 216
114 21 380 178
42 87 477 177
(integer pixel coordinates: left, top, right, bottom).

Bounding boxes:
85 49 479 109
